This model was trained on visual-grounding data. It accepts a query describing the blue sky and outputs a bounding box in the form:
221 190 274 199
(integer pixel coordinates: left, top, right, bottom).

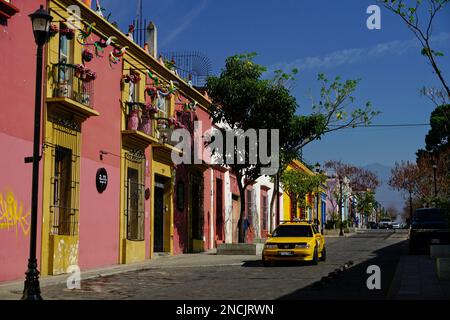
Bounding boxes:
99 0 450 168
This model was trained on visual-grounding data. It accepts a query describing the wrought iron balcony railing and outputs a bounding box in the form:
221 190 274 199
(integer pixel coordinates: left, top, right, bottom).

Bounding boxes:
52 63 95 108
125 101 178 147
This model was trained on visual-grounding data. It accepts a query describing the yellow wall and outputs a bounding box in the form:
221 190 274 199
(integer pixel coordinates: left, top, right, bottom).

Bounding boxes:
281 160 319 222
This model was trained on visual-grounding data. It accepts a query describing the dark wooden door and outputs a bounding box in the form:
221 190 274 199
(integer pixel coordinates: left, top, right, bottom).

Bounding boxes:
153 185 164 252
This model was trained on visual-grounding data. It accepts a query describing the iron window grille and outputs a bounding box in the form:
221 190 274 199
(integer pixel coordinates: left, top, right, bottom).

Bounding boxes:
52 63 95 108
49 145 80 236
124 149 145 241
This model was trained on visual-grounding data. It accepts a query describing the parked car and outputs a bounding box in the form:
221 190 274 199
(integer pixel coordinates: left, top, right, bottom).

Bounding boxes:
409 208 450 254
392 222 401 229
368 221 378 229
262 220 326 266
379 218 393 229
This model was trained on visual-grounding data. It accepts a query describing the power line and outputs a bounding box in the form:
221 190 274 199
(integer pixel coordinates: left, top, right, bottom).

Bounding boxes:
330 123 429 128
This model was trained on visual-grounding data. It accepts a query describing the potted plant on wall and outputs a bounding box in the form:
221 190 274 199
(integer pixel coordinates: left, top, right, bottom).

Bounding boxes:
49 24 59 37
127 103 140 131
60 25 75 40
138 103 158 135
82 48 94 62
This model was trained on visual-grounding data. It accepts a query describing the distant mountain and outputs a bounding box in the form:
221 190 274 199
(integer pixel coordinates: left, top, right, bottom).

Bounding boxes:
363 163 405 214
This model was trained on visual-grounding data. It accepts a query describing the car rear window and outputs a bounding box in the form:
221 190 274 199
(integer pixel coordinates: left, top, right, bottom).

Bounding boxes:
413 209 447 222
272 225 313 237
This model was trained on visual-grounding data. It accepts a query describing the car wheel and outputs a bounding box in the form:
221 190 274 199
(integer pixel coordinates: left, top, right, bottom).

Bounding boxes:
262 256 271 267
320 247 327 262
312 247 319 265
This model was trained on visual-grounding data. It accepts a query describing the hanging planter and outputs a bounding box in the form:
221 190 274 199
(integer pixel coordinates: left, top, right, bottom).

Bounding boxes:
82 48 94 62
49 24 59 37
60 27 75 40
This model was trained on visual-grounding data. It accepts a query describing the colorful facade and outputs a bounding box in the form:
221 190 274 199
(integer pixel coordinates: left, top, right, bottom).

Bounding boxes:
0 0 331 283
0 0 212 282
281 160 327 230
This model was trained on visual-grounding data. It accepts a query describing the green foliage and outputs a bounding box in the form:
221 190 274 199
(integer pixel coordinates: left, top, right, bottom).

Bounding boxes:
280 169 326 211
355 191 376 217
379 0 450 97
207 53 298 185
424 104 450 153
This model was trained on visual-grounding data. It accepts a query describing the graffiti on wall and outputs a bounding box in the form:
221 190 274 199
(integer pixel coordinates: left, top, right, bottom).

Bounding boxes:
0 191 30 237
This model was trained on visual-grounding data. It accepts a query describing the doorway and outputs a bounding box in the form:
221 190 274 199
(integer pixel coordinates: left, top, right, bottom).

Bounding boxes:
232 194 240 244
153 178 165 252
215 178 224 244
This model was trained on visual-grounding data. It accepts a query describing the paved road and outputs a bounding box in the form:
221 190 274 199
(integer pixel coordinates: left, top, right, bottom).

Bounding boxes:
31 229 407 300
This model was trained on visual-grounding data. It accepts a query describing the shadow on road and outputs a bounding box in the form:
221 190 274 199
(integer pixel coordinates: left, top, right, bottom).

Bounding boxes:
241 260 314 268
276 240 408 300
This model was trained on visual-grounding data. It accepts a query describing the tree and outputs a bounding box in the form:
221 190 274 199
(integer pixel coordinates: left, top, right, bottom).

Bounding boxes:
386 205 399 220
355 190 376 219
207 53 297 243
379 0 450 103
268 74 380 230
323 160 380 191
280 169 326 219
423 104 449 154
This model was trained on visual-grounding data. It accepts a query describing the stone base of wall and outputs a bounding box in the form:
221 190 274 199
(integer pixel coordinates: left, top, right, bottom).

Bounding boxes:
216 243 264 255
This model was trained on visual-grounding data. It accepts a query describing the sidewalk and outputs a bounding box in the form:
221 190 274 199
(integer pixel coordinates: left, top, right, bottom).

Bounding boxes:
388 255 450 299
0 251 259 300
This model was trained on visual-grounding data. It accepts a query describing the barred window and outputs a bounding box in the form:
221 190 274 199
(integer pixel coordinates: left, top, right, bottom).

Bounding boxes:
124 150 145 241
51 146 79 236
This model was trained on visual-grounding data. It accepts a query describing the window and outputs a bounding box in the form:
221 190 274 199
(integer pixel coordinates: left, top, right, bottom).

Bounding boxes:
156 95 168 118
52 146 77 235
128 78 139 102
261 195 268 231
124 150 145 241
58 25 73 82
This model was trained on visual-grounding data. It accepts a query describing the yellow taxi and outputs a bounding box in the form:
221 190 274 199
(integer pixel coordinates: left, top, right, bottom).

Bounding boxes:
262 220 326 266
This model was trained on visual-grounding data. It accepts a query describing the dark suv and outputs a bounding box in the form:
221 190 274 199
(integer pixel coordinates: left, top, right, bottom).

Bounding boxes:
409 208 450 254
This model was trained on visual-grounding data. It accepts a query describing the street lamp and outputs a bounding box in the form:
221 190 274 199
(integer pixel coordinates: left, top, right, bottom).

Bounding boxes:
22 5 53 301
432 163 438 199
314 163 321 232
338 177 344 236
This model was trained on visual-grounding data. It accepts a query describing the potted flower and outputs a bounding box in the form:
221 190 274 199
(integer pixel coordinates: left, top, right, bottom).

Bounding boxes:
84 69 97 82
127 103 140 131
49 24 59 37
138 104 156 135
82 49 94 62
56 80 70 98
60 26 75 40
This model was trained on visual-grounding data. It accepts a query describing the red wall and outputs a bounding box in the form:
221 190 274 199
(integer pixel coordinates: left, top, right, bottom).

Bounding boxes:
76 31 122 270
0 0 46 282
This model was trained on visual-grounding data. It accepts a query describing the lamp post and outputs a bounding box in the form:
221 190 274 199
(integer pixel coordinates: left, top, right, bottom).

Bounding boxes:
432 163 438 199
338 177 344 236
22 5 53 301
314 162 321 232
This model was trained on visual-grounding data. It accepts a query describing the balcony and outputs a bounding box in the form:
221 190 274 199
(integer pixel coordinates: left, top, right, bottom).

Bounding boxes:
122 101 158 149
122 101 183 153
47 63 99 120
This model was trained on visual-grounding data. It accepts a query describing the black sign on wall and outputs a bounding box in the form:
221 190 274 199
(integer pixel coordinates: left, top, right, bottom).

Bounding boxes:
96 168 108 193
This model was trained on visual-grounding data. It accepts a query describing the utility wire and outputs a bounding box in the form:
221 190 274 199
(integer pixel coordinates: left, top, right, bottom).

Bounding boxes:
330 123 429 128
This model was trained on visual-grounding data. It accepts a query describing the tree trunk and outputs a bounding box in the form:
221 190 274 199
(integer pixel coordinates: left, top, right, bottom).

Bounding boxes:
268 174 278 232
237 175 246 243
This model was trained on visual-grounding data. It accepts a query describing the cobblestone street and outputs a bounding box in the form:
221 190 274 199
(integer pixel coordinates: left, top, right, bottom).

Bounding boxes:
1 230 408 300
